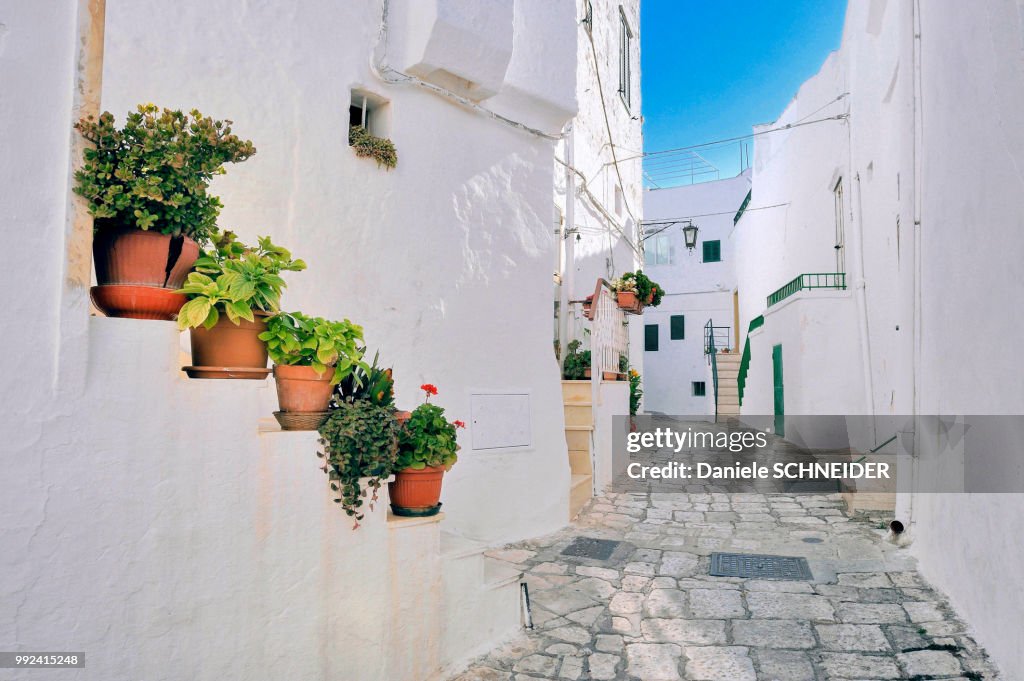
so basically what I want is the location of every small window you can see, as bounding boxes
[644,324,659,352]
[618,8,633,110]
[702,240,721,263]
[644,233,673,266]
[692,381,706,397]
[670,315,685,340]
[349,89,389,140]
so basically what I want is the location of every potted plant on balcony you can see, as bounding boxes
[261,312,366,429]
[389,384,464,517]
[563,339,592,380]
[612,270,664,314]
[317,397,400,529]
[175,231,305,379]
[611,273,642,314]
[74,105,255,319]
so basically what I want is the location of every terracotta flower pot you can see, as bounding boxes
[93,228,200,288]
[645,289,655,305]
[273,365,335,412]
[394,410,412,426]
[616,291,642,314]
[389,466,445,516]
[186,312,270,379]
[90,284,186,321]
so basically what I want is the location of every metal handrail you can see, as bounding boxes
[705,319,719,420]
[766,272,846,307]
[736,315,764,406]
[703,322,732,356]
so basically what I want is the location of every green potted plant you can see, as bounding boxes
[562,339,592,380]
[175,231,305,379]
[333,351,414,424]
[260,312,366,427]
[611,270,664,314]
[389,384,465,517]
[317,399,400,528]
[74,104,255,319]
[628,368,643,415]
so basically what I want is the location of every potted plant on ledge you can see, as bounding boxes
[176,231,305,379]
[317,357,401,528]
[261,312,366,430]
[389,384,464,517]
[74,105,255,319]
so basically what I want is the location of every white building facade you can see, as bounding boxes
[641,172,750,415]
[734,1,1024,676]
[0,1,640,679]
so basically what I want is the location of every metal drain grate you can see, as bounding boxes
[561,537,621,561]
[709,552,813,580]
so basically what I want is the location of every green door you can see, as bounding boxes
[772,344,784,437]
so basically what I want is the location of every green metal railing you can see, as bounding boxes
[733,189,752,224]
[766,272,846,307]
[736,315,763,406]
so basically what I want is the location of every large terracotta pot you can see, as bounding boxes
[273,365,334,412]
[389,466,445,516]
[93,228,200,288]
[89,284,187,321]
[185,312,271,379]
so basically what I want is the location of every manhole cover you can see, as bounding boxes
[561,537,621,561]
[709,552,813,580]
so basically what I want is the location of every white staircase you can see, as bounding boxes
[436,532,523,678]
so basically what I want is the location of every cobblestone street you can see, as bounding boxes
[454,492,999,681]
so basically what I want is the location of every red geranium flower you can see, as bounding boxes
[453,420,466,429]
[420,383,438,396]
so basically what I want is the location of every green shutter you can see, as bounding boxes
[670,315,685,340]
[692,381,706,397]
[702,240,721,263]
[644,324,659,351]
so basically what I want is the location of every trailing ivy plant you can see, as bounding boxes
[74,104,256,244]
[395,384,464,471]
[175,231,306,330]
[318,400,400,528]
[260,312,367,384]
[349,125,397,169]
[562,339,591,380]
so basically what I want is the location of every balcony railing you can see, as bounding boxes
[766,272,846,308]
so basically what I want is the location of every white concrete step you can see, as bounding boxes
[440,533,522,674]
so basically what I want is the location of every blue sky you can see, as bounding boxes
[640,0,847,184]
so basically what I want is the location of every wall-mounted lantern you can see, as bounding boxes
[682,222,699,251]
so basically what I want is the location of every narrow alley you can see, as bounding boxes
[457,475,997,680]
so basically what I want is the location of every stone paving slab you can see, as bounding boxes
[451,489,999,681]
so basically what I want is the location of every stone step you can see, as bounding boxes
[569,474,593,519]
[564,403,594,427]
[561,380,591,402]
[569,448,592,476]
[564,426,592,451]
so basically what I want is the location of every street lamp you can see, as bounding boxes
[682,222,699,251]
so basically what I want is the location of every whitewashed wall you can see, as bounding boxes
[1,1,582,679]
[734,0,1024,676]
[908,1,1024,677]
[554,0,644,374]
[642,174,749,415]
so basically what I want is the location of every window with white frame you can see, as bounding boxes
[644,233,673,266]
[618,7,632,110]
